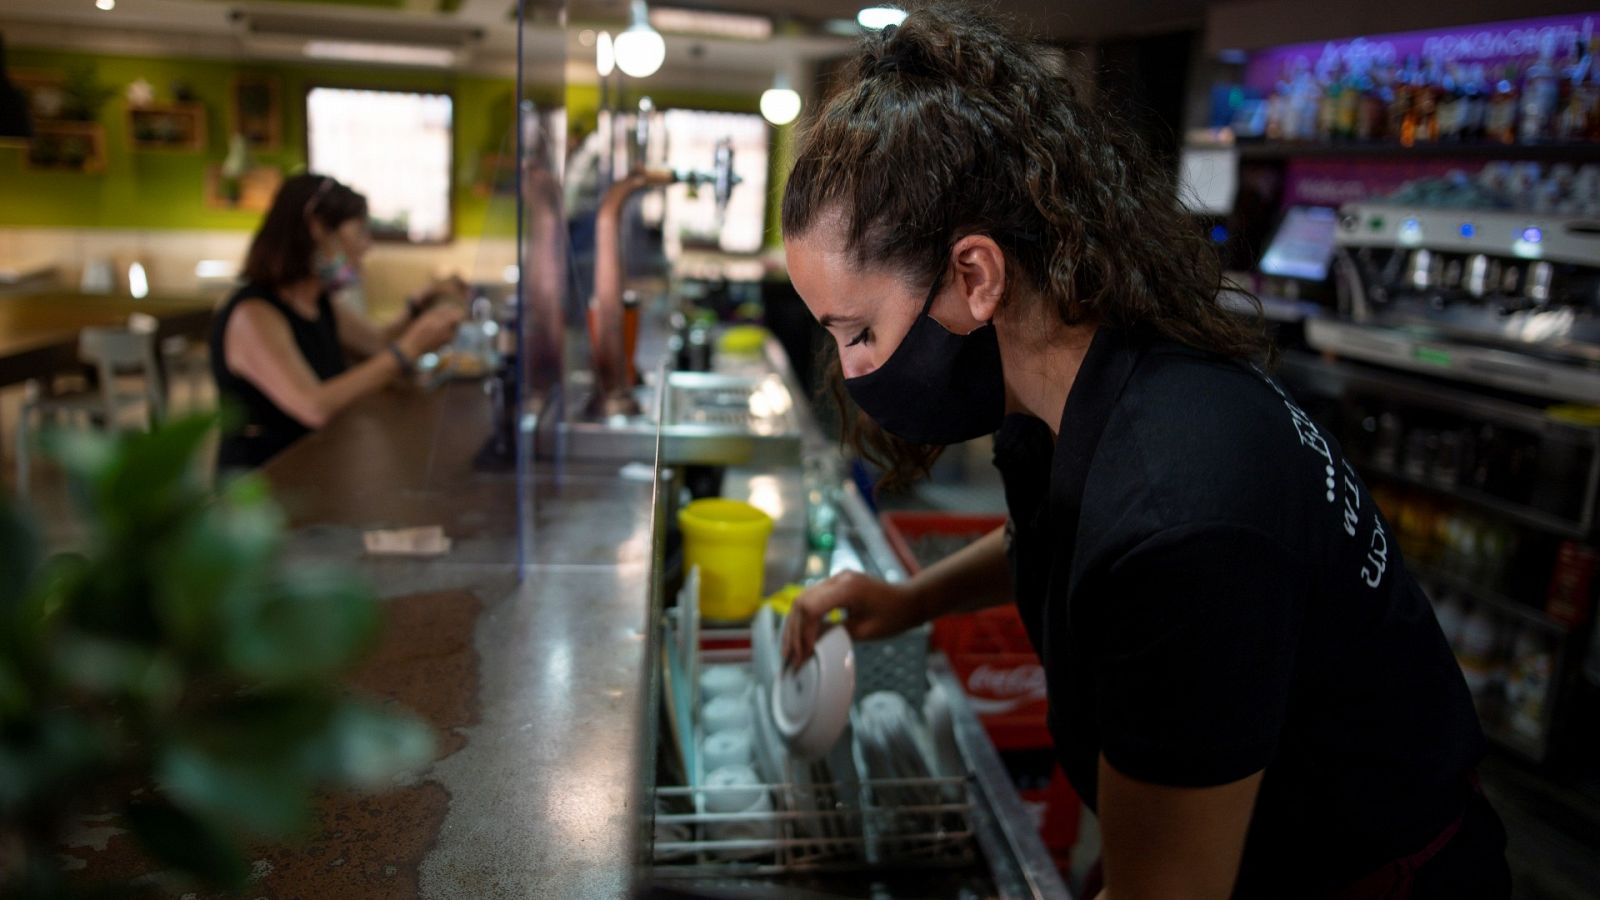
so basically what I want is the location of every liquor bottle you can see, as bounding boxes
[1588,36,1600,141]
[1559,40,1594,141]
[1486,63,1520,143]
[1588,35,1600,142]
[1358,63,1389,141]
[1394,55,1420,146]
[1415,57,1442,143]
[1319,60,1341,142]
[1337,63,1361,140]
[1290,60,1320,141]
[1265,62,1291,141]
[1437,63,1463,141]
[1521,38,1561,143]
[1460,64,1488,142]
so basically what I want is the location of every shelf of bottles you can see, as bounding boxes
[1225,19,1600,156]
[1282,354,1599,762]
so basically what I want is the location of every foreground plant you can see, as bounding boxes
[0,417,434,897]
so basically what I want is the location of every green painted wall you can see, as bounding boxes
[0,47,791,248]
[0,48,546,238]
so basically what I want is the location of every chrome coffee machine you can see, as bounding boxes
[1310,204,1600,403]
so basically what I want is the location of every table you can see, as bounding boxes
[0,292,215,389]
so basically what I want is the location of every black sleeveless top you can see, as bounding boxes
[210,284,347,471]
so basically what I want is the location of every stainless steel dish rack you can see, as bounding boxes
[650,631,1070,897]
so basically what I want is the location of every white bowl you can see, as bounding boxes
[701,764,776,853]
[701,763,766,814]
[771,624,855,760]
[703,694,753,735]
[700,664,750,700]
[702,728,754,772]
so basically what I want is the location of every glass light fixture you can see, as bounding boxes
[759,72,802,126]
[596,30,615,77]
[614,1,666,79]
[856,6,906,30]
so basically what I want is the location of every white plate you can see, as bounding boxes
[750,682,788,786]
[751,603,780,693]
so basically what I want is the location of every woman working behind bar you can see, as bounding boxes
[779,5,1510,899]
[210,174,464,471]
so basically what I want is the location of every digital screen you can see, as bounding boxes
[1259,206,1339,282]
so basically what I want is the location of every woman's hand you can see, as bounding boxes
[408,274,469,317]
[397,304,465,358]
[780,571,927,668]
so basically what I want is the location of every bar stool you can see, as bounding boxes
[15,325,164,502]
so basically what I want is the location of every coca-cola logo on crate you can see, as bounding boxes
[964,663,1047,715]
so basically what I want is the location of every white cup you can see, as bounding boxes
[699,664,750,701]
[702,763,765,814]
[702,764,775,851]
[703,694,753,735]
[702,729,754,773]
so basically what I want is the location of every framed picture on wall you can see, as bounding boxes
[231,75,281,151]
[11,69,68,123]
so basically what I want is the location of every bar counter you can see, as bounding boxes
[249,378,660,898]
[55,334,1067,897]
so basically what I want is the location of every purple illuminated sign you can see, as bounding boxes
[1242,13,1598,93]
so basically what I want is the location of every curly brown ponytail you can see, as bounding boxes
[784,2,1270,487]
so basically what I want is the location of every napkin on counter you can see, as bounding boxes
[363,525,452,556]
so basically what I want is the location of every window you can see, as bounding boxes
[653,109,769,255]
[306,87,453,243]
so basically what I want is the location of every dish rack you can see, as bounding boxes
[654,626,979,879]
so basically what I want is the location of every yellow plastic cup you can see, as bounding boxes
[679,498,774,622]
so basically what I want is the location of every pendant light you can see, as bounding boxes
[614,1,665,79]
[0,34,33,140]
[596,30,615,78]
[760,71,802,126]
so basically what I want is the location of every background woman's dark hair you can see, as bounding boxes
[783,2,1270,487]
[241,173,368,290]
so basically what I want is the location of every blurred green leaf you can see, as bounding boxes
[180,690,338,764]
[157,743,310,836]
[304,702,435,789]
[0,710,110,815]
[4,415,432,897]
[50,634,180,710]
[220,567,377,683]
[0,498,41,613]
[154,501,283,653]
[0,659,28,720]
[44,416,214,542]
[123,798,248,889]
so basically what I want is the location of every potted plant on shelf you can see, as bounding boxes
[0,416,435,898]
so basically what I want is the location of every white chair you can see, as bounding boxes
[15,325,164,502]
[128,311,208,414]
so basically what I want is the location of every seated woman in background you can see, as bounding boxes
[211,173,464,471]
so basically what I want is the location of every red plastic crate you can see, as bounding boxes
[1017,763,1083,863]
[879,511,1051,751]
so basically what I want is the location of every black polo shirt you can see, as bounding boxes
[993,327,1489,897]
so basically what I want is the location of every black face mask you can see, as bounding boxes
[843,272,1005,446]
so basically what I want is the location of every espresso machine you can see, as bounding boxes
[1310,203,1600,404]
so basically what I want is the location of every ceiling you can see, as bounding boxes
[0,0,1212,102]
[571,0,1210,41]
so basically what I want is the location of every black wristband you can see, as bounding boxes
[387,342,414,374]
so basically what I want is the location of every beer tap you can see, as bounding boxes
[589,138,741,417]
